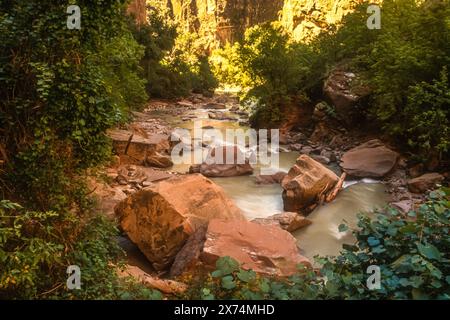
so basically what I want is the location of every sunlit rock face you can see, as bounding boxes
[280,0,366,42]
[166,0,284,45]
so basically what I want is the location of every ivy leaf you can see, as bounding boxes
[367,237,380,247]
[338,224,348,232]
[221,275,236,290]
[237,269,256,283]
[417,243,442,261]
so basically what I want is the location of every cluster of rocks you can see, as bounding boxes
[114,174,311,277]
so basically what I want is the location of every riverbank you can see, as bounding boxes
[91,92,448,292]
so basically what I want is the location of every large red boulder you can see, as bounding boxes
[282,155,339,213]
[341,140,399,178]
[115,174,244,270]
[201,219,311,277]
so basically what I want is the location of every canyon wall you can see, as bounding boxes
[280,0,370,42]
[138,0,374,44]
[166,0,285,44]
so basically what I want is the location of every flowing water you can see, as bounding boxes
[150,105,389,260]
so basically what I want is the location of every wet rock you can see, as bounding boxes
[391,200,413,214]
[255,172,287,185]
[341,139,399,178]
[170,225,208,277]
[115,174,244,270]
[408,163,424,178]
[146,151,173,168]
[252,212,312,232]
[282,155,339,213]
[204,102,226,110]
[290,143,303,152]
[201,219,311,277]
[189,146,254,178]
[407,173,444,193]
[108,129,170,166]
[323,68,371,123]
[208,111,237,121]
[310,154,330,165]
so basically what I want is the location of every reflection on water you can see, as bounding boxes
[294,183,388,263]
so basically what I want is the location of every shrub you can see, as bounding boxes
[0,200,162,300]
[130,8,218,99]
[192,188,450,300]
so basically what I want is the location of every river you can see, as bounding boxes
[149,102,388,261]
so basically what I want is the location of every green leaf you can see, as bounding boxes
[221,275,236,290]
[237,269,256,283]
[417,243,442,261]
[338,224,348,232]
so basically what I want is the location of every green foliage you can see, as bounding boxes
[320,187,450,300]
[0,200,161,299]
[0,1,162,300]
[192,188,450,300]
[315,0,450,156]
[211,23,323,128]
[130,8,217,99]
[0,0,147,210]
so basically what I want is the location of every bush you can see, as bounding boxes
[191,188,450,300]
[130,8,217,99]
[315,0,450,156]
[0,0,147,210]
[0,200,162,300]
[212,23,323,128]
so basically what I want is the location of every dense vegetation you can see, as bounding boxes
[212,0,450,159]
[188,188,450,300]
[0,0,158,299]
[129,6,217,99]
[1,0,448,300]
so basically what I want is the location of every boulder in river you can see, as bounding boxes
[407,173,444,193]
[340,139,399,178]
[252,212,312,232]
[282,155,340,213]
[115,174,244,270]
[255,172,287,185]
[171,218,312,278]
[108,129,171,167]
[189,146,253,177]
[201,219,311,277]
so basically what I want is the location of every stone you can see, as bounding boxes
[310,154,330,165]
[323,68,371,123]
[204,102,226,110]
[146,151,174,168]
[255,172,287,185]
[201,219,311,277]
[189,146,254,177]
[115,174,244,270]
[282,155,339,213]
[170,225,208,277]
[252,212,312,232]
[290,143,303,152]
[341,140,399,178]
[407,173,445,193]
[391,200,413,214]
[408,163,424,178]
[108,129,170,166]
